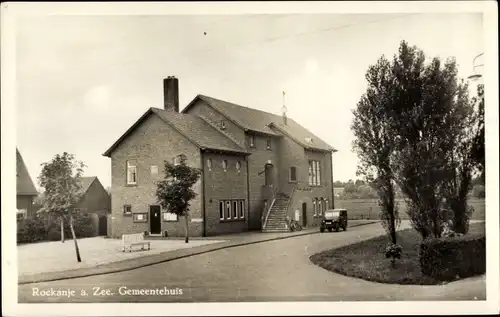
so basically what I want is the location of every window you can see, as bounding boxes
[313,198,317,217]
[226,201,231,219]
[127,160,137,185]
[239,200,245,219]
[219,201,224,220]
[318,199,322,216]
[233,201,238,219]
[133,213,147,222]
[249,135,255,148]
[308,160,321,186]
[173,156,180,166]
[289,166,297,182]
[236,161,241,173]
[163,212,178,222]
[150,165,159,176]
[222,160,228,171]
[207,158,212,171]
[220,120,226,130]
[219,200,245,221]
[123,205,132,216]
[16,209,27,221]
[266,138,272,150]
[325,199,329,210]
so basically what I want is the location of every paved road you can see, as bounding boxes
[18,222,485,303]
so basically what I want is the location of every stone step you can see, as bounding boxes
[267,221,286,225]
[262,228,289,233]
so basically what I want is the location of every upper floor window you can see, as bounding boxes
[308,160,321,186]
[266,138,272,150]
[127,160,137,185]
[220,120,226,130]
[150,165,159,176]
[289,166,297,182]
[249,135,255,148]
[123,205,132,215]
[222,160,228,171]
[236,161,241,173]
[207,158,212,171]
[173,156,180,166]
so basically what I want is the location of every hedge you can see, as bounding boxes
[420,234,486,281]
[17,213,96,244]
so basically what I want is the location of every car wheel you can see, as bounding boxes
[328,228,332,232]
[335,226,340,232]
[320,227,325,233]
[343,226,347,231]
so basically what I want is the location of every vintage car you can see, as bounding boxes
[320,209,348,232]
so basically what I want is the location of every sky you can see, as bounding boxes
[15,12,484,189]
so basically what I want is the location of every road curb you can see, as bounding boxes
[18,221,379,285]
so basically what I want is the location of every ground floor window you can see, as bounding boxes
[163,211,178,222]
[219,199,245,222]
[16,209,27,221]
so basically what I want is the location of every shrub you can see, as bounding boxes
[45,213,95,240]
[71,212,95,238]
[420,234,485,281]
[17,216,47,244]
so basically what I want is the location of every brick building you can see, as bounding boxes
[76,177,111,236]
[16,148,38,219]
[103,77,337,237]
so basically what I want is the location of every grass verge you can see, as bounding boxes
[309,222,485,285]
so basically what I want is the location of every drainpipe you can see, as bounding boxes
[246,154,250,231]
[201,151,206,237]
[330,151,335,209]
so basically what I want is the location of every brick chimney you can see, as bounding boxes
[163,76,179,112]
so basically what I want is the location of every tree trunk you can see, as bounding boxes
[69,214,82,262]
[184,212,189,243]
[60,217,65,243]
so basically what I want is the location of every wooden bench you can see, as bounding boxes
[122,232,151,252]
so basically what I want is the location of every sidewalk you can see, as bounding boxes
[18,220,378,285]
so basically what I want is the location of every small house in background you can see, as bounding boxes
[76,176,111,236]
[16,148,38,219]
[334,187,345,198]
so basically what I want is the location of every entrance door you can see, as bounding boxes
[264,164,273,187]
[302,203,307,227]
[98,215,107,236]
[149,205,162,234]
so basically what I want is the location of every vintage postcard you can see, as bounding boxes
[2,1,499,316]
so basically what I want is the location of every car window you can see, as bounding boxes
[325,211,339,217]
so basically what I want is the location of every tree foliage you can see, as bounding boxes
[156,154,201,243]
[37,152,85,262]
[353,41,483,241]
[352,55,400,245]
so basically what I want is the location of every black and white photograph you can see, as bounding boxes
[2,1,498,316]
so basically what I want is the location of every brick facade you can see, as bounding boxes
[202,152,248,236]
[110,113,203,238]
[106,85,336,237]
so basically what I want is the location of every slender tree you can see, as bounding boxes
[442,83,484,234]
[156,154,201,243]
[388,41,477,239]
[38,152,85,262]
[352,56,400,245]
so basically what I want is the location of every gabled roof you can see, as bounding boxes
[183,94,337,152]
[103,108,248,157]
[16,148,38,196]
[79,176,97,195]
[270,120,337,152]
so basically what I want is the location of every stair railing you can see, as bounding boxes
[262,188,278,230]
[283,188,296,230]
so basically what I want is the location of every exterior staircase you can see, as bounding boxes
[262,193,290,233]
